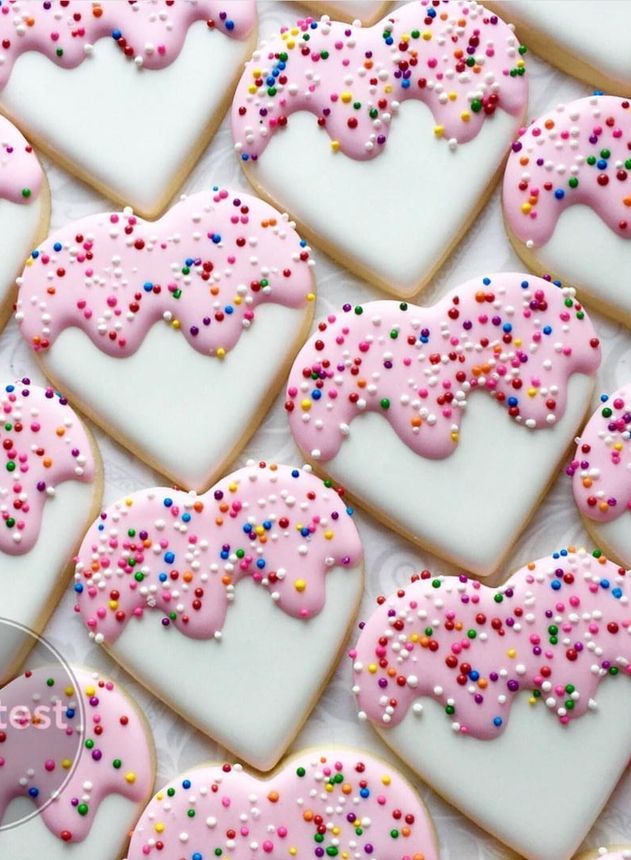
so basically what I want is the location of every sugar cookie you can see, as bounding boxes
[232,0,528,298]
[0,379,102,682]
[0,665,154,860]
[569,383,631,568]
[73,461,364,771]
[125,747,438,860]
[503,95,631,327]
[351,547,631,860]
[285,273,600,576]
[0,1,257,218]
[16,187,315,492]
[488,1,631,96]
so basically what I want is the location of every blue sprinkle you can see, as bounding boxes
[291,469,300,478]
[263,520,272,530]
[312,389,322,400]
[159,572,168,582]
[182,512,191,523]
[243,523,252,533]
[600,393,610,402]
[74,583,84,593]
[469,670,480,681]
[493,716,503,727]
[143,281,153,292]
[597,159,608,170]
[164,551,175,564]
[220,550,229,560]
[401,79,410,89]
[66,708,75,719]
[600,579,610,589]
[182,779,192,789]
[613,587,623,599]
[520,280,529,288]
[554,188,565,199]
[225,19,234,30]
[360,787,370,798]
[507,396,518,407]
[256,559,266,569]
[543,325,552,335]
[551,579,562,591]
[112,29,122,40]
[483,277,491,286]
[164,498,173,507]
[53,242,62,252]
[211,234,221,244]
[300,527,310,537]
[502,323,512,333]
[28,788,39,798]
[241,153,249,161]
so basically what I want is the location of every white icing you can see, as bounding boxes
[529,205,631,323]
[108,567,363,771]
[380,679,631,860]
[0,793,142,860]
[588,514,631,569]
[0,479,97,681]
[249,103,519,297]
[0,23,252,215]
[306,1,388,19]
[0,195,44,314]
[326,374,594,576]
[494,0,631,85]
[41,304,309,492]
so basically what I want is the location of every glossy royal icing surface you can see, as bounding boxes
[126,749,438,860]
[0,379,95,555]
[0,666,152,842]
[0,113,43,204]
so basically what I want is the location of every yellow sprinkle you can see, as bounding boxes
[248,84,257,95]
[460,111,470,122]
[324,530,333,540]
[514,338,522,347]
[108,600,118,610]
[290,849,298,856]
[156,792,164,801]
[252,68,262,77]
[307,292,316,302]
[410,633,419,643]
[294,579,307,592]
[286,39,295,49]
[340,91,352,103]
[434,125,444,138]
[384,84,393,93]
[301,399,312,411]
[401,33,410,42]
[228,482,238,493]
[172,319,180,330]
[331,140,340,152]
[521,202,532,214]
[155,822,165,833]
[255,525,265,536]
[422,30,432,40]
[450,431,459,443]
[62,759,72,770]
[368,663,378,674]
[516,59,525,68]
[381,775,391,785]
[85,686,95,697]
[528,696,537,705]
[64,686,74,697]
[448,91,457,101]
[527,387,537,397]
[614,442,624,451]
[125,497,134,507]
[290,27,299,35]
[25,257,33,267]
[125,772,137,784]
[325,784,333,793]
[507,648,516,658]
[234,296,242,306]
[332,827,341,836]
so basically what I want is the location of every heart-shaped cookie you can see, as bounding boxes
[126,747,438,860]
[299,2,392,25]
[285,273,601,576]
[504,95,631,328]
[0,665,154,860]
[73,462,364,771]
[351,547,631,860]
[0,1,257,218]
[488,1,631,95]
[16,188,315,492]
[0,379,101,682]
[232,0,528,299]
[0,115,49,331]
[569,383,631,568]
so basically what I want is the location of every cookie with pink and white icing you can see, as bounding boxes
[231,0,528,298]
[569,384,631,568]
[488,1,631,95]
[16,187,315,492]
[0,1,257,218]
[285,272,601,576]
[0,114,48,331]
[125,747,437,860]
[351,547,631,860]
[0,379,101,682]
[0,665,154,860]
[503,95,631,327]
[73,461,364,770]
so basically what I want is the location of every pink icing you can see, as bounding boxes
[73,461,363,644]
[503,95,631,247]
[0,378,95,555]
[126,749,438,860]
[0,0,255,87]
[569,383,631,524]
[285,274,601,463]
[0,666,152,842]
[351,548,631,740]
[0,114,42,203]
[16,187,314,358]
[231,0,528,161]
